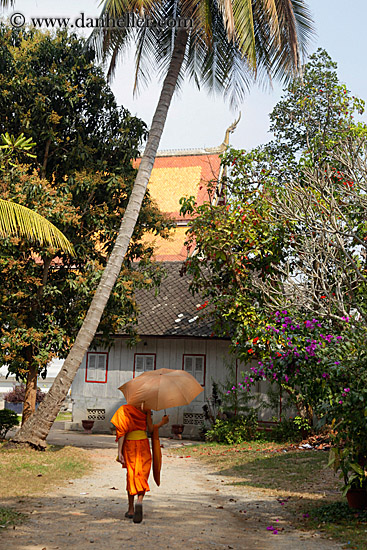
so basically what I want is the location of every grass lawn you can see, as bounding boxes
[174,441,366,550]
[55,411,72,422]
[0,442,92,529]
[0,506,25,529]
[16,411,72,423]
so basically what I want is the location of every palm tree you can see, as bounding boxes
[11,0,313,447]
[0,199,74,253]
[0,133,73,251]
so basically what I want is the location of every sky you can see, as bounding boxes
[1,1,367,153]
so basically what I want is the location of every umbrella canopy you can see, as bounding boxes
[118,368,203,411]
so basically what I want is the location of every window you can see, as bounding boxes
[85,352,108,383]
[134,354,156,377]
[183,355,205,386]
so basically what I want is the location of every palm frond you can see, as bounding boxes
[232,0,256,69]
[0,199,75,255]
[89,1,135,80]
[94,0,314,107]
[217,0,235,41]
[99,0,159,17]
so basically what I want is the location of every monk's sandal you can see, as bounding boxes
[133,503,143,523]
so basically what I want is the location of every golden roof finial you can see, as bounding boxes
[221,112,241,149]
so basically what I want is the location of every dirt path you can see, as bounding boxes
[1,432,343,550]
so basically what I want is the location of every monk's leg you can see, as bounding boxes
[128,492,134,515]
[133,492,144,523]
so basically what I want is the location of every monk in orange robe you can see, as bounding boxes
[111,404,169,523]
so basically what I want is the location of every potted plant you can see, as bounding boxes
[344,466,367,510]
[328,447,367,510]
[81,419,94,433]
[4,384,45,414]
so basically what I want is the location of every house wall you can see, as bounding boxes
[71,337,234,437]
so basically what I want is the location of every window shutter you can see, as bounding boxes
[136,356,144,372]
[184,356,193,374]
[135,355,155,375]
[87,355,96,381]
[86,353,107,383]
[195,357,204,385]
[96,355,106,382]
[145,356,154,371]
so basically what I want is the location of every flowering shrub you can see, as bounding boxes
[322,328,367,494]
[234,310,350,425]
[231,310,367,495]
[4,384,46,404]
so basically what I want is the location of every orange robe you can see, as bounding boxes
[111,405,151,496]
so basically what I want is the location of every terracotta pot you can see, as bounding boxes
[346,488,367,510]
[171,424,184,440]
[81,419,94,433]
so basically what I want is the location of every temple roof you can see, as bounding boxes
[132,262,222,338]
[137,116,240,262]
[136,151,222,261]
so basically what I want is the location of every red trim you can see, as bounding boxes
[133,353,157,378]
[85,352,108,384]
[182,354,206,387]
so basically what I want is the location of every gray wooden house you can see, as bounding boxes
[70,142,242,436]
[70,262,235,437]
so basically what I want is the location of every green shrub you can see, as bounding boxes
[267,416,310,443]
[205,412,258,444]
[0,409,19,439]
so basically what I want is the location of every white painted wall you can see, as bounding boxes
[71,337,233,436]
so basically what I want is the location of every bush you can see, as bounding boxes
[266,416,311,443]
[205,412,258,444]
[4,384,45,403]
[0,409,19,438]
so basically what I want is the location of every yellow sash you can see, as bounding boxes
[125,430,148,441]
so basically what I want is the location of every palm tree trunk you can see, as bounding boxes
[22,360,38,425]
[11,29,188,449]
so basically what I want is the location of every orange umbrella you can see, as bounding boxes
[118,368,203,411]
[151,426,162,486]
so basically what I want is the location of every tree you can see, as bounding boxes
[0,25,145,180]
[179,181,285,339]
[180,51,367,470]
[0,132,73,253]
[12,1,314,448]
[239,50,367,321]
[180,49,367,353]
[0,27,171,427]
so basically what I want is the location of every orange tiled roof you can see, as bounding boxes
[135,153,221,220]
[136,152,221,261]
[141,226,191,262]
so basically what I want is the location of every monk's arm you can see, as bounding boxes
[147,410,169,432]
[154,415,169,430]
[146,410,154,432]
[117,435,125,465]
